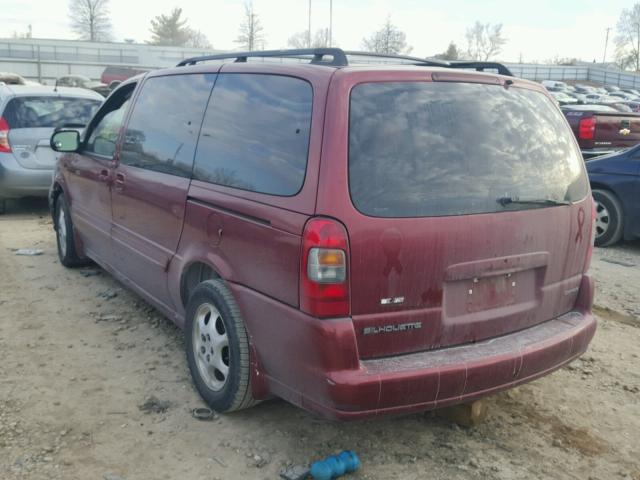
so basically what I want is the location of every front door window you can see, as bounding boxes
[83,85,134,158]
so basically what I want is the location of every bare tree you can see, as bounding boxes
[614,3,640,71]
[288,28,331,49]
[362,17,412,55]
[68,0,113,42]
[465,22,506,61]
[235,2,265,51]
[288,31,309,49]
[186,29,213,49]
[312,28,330,48]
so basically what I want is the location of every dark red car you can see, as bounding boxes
[100,66,150,85]
[49,49,596,420]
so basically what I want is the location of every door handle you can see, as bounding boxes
[114,172,125,191]
[98,169,110,182]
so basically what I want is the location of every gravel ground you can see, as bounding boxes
[0,198,638,480]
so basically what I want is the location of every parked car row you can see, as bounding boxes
[543,79,640,113]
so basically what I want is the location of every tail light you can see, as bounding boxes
[0,117,11,153]
[300,217,350,318]
[578,117,596,140]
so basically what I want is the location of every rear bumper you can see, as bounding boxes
[231,275,596,420]
[0,154,53,198]
[316,310,596,419]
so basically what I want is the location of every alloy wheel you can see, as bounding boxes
[595,200,610,239]
[192,303,230,391]
[57,208,67,257]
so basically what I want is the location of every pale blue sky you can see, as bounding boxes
[1,0,632,62]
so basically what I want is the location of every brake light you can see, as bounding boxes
[578,117,596,140]
[0,117,11,153]
[300,217,350,318]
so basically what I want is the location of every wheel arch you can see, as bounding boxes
[175,256,270,401]
[49,181,65,224]
[590,182,627,220]
[179,260,222,308]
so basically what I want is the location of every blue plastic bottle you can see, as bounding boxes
[310,450,360,480]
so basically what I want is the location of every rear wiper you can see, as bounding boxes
[497,196,571,207]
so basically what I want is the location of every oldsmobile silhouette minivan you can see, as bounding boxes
[50,49,596,419]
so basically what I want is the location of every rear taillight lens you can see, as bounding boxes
[578,117,596,140]
[300,217,350,318]
[0,117,11,153]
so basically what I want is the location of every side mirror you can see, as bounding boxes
[51,130,80,152]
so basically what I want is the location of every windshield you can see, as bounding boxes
[349,81,588,218]
[3,96,101,129]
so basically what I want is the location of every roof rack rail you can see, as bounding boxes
[177,48,348,67]
[340,50,449,67]
[447,61,514,77]
[176,48,514,77]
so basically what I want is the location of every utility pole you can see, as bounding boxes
[308,0,312,48]
[329,0,333,47]
[603,27,610,64]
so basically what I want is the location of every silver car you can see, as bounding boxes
[0,84,103,213]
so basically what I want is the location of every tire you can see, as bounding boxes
[54,195,87,267]
[592,189,624,247]
[185,279,257,413]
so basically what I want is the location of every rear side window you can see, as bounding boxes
[349,82,588,217]
[120,73,216,177]
[3,97,101,129]
[193,74,312,196]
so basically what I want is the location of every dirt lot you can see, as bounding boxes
[1,198,639,480]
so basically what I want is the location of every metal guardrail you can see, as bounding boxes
[505,63,640,89]
[0,42,138,64]
[0,56,158,84]
[0,39,215,84]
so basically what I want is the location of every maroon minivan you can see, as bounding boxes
[49,49,596,420]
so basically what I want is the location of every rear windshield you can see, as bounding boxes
[349,82,588,217]
[3,96,101,129]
